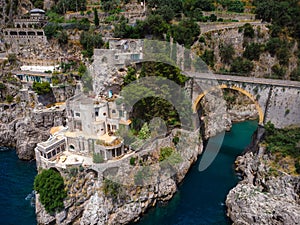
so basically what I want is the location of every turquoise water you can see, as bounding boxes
[0,148,37,225]
[135,120,258,225]
[0,120,257,225]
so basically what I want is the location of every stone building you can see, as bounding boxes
[3,8,47,46]
[92,38,144,94]
[35,93,131,169]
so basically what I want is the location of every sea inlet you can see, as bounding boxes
[0,120,257,225]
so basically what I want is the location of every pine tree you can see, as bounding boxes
[94,8,99,27]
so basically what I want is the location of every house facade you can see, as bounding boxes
[35,94,131,169]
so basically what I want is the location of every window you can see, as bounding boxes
[69,145,75,151]
[131,54,140,61]
[112,109,116,114]
[115,55,119,60]
[103,112,106,116]
[75,112,80,117]
[95,109,99,117]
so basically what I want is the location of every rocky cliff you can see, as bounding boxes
[36,129,203,225]
[226,147,300,225]
[0,102,66,159]
[0,80,75,160]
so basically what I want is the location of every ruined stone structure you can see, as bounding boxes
[3,8,47,47]
[35,93,131,169]
[92,38,143,94]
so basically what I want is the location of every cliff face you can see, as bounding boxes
[226,148,300,224]
[36,129,203,225]
[0,103,66,159]
[0,81,75,160]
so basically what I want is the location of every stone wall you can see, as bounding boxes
[192,77,300,129]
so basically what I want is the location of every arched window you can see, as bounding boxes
[69,145,75,151]
[19,31,26,36]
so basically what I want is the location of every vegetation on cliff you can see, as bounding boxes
[32,81,52,95]
[34,169,67,213]
[121,62,191,130]
[263,122,300,174]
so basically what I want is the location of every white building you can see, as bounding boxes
[35,94,131,169]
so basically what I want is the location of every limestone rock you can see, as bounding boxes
[226,149,300,225]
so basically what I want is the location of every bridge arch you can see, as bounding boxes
[193,84,264,125]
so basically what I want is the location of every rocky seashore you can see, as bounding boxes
[226,147,300,224]
[36,130,203,225]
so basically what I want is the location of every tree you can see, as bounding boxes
[78,63,87,76]
[123,67,137,85]
[209,14,217,22]
[271,64,286,79]
[227,0,245,13]
[57,30,68,45]
[201,50,215,67]
[34,169,67,214]
[101,0,120,13]
[230,57,254,74]
[32,81,51,95]
[243,43,262,61]
[171,19,200,48]
[80,31,104,57]
[51,0,87,14]
[148,0,183,21]
[243,23,255,38]
[143,14,169,39]
[220,43,235,64]
[8,53,17,65]
[290,65,300,81]
[44,23,61,39]
[32,0,44,9]
[94,8,99,26]
[138,123,151,140]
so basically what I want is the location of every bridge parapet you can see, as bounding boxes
[190,73,300,128]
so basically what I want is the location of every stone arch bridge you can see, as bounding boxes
[186,73,300,128]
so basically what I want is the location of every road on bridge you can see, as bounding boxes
[188,72,300,88]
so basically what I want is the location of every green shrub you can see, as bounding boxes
[159,147,174,162]
[52,76,60,86]
[32,81,51,95]
[220,43,235,64]
[227,0,245,13]
[172,136,180,145]
[230,57,254,74]
[201,49,215,67]
[0,82,6,90]
[138,123,151,140]
[243,23,255,38]
[263,122,300,174]
[130,157,136,166]
[290,66,300,81]
[102,179,121,199]
[243,43,263,61]
[34,169,67,214]
[271,64,286,79]
[6,95,14,103]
